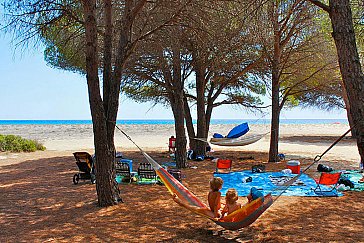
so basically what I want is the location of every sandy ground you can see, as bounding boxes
[1,124,363,242]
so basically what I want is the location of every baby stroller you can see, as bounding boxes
[73,152,96,184]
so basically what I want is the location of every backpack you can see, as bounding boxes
[317,164,333,172]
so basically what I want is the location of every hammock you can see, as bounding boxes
[140,151,273,230]
[209,133,268,147]
[116,126,273,230]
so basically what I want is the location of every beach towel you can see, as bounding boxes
[337,170,364,191]
[214,170,343,197]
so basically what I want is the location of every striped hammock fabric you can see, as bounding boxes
[141,151,273,230]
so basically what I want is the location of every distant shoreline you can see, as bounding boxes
[0,118,349,125]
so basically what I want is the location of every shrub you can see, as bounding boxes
[33,140,46,151]
[0,134,46,152]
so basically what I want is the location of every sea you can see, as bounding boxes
[0,119,348,125]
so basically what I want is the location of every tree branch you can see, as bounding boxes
[306,0,330,12]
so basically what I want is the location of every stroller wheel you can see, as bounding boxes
[91,175,96,184]
[73,174,79,184]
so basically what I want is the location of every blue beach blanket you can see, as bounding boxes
[214,170,343,197]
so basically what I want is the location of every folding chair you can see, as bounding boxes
[313,172,341,197]
[137,162,158,184]
[115,161,132,183]
[215,159,232,173]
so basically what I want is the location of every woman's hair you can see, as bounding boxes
[225,188,238,204]
[210,177,223,191]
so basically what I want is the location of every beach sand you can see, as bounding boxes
[0,123,360,164]
[1,123,363,242]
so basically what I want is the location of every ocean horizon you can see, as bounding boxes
[0,119,348,125]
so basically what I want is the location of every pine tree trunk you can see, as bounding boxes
[184,96,196,150]
[269,77,280,162]
[205,101,213,136]
[195,58,207,157]
[341,87,357,138]
[171,93,187,168]
[82,0,116,206]
[169,45,187,168]
[329,0,364,163]
[268,4,281,163]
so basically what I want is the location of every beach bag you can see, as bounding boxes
[115,151,123,159]
[195,155,205,161]
[250,187,264,201]
[278,153,285,161]
[206,145,211,152]
[168,169,182,182]
[242,176,252,183]
[317,164,333,172]
[187,150,195,160]
[338,178,354,188]
[252,164,265,173]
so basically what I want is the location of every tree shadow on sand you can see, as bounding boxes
[1,152,363,242]
[281,135,356,145]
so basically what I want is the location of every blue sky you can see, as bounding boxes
[0,34,347,120]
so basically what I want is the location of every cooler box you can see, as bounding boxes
[287,160,300,174]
